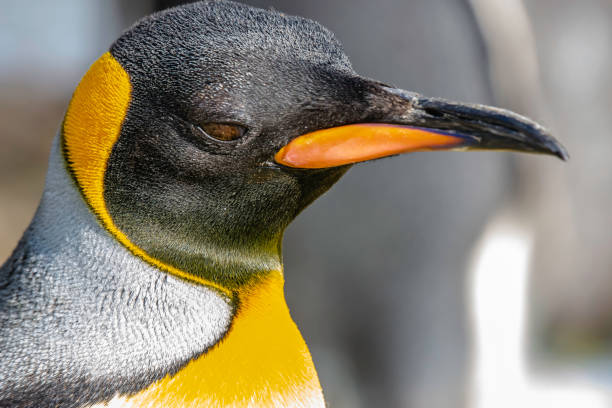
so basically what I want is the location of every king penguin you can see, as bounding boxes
[0,1,567,407]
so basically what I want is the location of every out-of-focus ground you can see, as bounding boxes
[2,1,612,407]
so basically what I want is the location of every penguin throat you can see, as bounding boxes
[136,230,285,289]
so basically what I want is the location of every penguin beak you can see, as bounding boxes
[275,87,568,169]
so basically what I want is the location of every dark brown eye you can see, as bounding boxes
[199,123,246,141]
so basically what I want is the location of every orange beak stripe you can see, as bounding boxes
[275,123,466,169]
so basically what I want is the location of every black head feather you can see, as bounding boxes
[105,0,378,287]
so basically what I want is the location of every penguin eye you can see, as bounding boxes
[198,123,246,142]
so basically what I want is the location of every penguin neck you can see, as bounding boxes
[120,270,326,408]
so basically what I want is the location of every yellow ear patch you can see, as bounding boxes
[63,52,131,223]
[62,52,230,296]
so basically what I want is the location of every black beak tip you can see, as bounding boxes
[542,135,569,161]
[554,145,570,161]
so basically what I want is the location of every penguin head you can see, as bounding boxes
[62,1,566,288]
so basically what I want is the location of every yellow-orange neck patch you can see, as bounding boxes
[61,52,230,296]
[122,271,325,408]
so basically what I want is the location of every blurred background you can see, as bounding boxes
[1,0,611,407]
